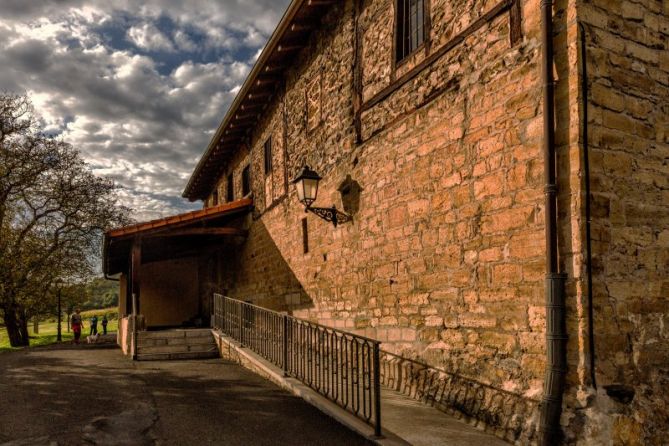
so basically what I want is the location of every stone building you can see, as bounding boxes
[105,0,668,444]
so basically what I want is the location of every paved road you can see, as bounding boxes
[0,347,373,446]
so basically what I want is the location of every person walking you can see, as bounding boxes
[90,315,98,336]
[71,309,84,344]
[101,315,108,335]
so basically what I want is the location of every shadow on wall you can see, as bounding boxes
[203,215,313,314]
[338,175,363,216]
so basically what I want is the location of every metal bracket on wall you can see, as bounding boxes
[306,205,352,228]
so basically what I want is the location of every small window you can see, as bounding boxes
[226,173,234,202]
[264,137,272,175]
[212,189,219,206]
[242,165,251,196]
[396,0,425,63]
[302,218,309,254]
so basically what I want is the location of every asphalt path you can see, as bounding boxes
[0,347,373,445]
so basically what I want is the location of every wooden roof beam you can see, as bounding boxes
[148,227,248,238]
[254,78,281,88]
[228,122,252,129]
[248,90,273,100]
[224,127,246,135]
[290,22,313,33]
[234,112,259,120]
[278,43,305,53]
[264,64,287,73]
[240,101,265,110]
[307,0,337,6]
[231,116,258,125]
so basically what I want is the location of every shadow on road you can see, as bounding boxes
[0,348,373,445]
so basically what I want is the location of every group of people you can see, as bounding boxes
[69,309,109,344]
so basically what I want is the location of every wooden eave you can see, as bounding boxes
[106,198,252,239]
[182,0,336,201]
[103,198,253,275]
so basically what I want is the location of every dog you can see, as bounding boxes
[86,333,100,344]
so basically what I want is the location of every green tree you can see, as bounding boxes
[82,277,119,310]
[0,93,130,346]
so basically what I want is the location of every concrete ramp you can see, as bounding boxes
[211,329,510,445]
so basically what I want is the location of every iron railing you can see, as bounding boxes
[212,294,382,436]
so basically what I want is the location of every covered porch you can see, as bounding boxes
[103,198,252,356]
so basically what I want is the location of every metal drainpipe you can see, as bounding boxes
[579,22,597,391]
[539,0,568,444]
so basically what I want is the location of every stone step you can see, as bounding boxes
[134,329,219,361]
[137,343,218,355]
[137,329,213,340]
[138,336,214,347]
[136,351,219,361]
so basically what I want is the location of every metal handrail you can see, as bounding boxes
[213,294,382,437]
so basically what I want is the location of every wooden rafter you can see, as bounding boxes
[290,22,312,33]
[307,0,337,6]
[278,43,304,52]
[148,227,248,238]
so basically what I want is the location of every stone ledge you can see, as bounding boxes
[210,329,409,446]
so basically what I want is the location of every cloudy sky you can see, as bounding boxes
[0,0,291,220]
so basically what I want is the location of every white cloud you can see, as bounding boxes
[0,0,292,221]
[127,23,175,52]
[173,29,196,52]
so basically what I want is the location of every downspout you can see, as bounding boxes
[578,22,597,390]
[539,1,567,445]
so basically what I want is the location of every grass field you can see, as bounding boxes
[0,308,118,352]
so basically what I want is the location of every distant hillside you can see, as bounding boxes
[81,278,119,310]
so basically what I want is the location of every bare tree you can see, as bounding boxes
[0,93,130,346]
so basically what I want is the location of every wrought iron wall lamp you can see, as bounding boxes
[292,165,352,227]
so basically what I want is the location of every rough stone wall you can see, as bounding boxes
[203,1,554,442]
[198,0,669,443]
[217,213,309,311]
[562,1,669,444]
[214,145,252,204]
[247,97,288,212]
[360,1,393,101]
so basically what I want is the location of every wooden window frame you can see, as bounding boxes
[393,0,430,67]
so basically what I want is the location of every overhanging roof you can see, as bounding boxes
[103,198,253,275]
[182,0,337,201]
